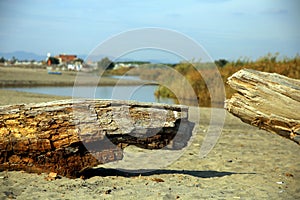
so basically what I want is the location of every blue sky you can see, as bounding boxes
[0,0,299,61]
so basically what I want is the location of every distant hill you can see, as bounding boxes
[0,51,47,61]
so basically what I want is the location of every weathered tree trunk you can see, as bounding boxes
[0,99,193,178]
[225,69,300,144]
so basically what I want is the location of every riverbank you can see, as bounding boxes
[0,66,148,87]
[0,89,68,106]
[0,90,299,199]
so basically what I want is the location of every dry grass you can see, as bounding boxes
[131,54,300,107]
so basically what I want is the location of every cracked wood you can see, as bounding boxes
[0,99,194,177]
[225,69,300,144]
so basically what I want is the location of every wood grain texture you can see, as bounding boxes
[225,69,300,144]
[0,99,193,177]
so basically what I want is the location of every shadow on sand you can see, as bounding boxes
[80,168,255,179]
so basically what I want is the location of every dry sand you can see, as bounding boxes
[0,102,299,199]
[0,67,299,199]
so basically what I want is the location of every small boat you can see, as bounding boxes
[48,71,62,75]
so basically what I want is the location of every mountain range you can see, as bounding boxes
[0,51,46,61]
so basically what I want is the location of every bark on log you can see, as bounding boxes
[225,69,300,144]
[0,99,194,177]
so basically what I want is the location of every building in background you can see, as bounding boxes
[46,53,83,71]
[56,54,77,63]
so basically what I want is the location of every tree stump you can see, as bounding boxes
[0,99,194,177]
[225,69,300,144]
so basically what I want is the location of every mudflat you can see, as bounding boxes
[0,89,68,105]
[0,66,146,87]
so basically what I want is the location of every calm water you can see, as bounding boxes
[7,85,175,104]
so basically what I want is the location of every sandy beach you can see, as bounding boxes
[0,67,299,199]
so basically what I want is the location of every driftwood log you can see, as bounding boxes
[0,99,194,177]
[225,69,300,144]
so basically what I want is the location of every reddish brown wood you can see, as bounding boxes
[0,99,193,177]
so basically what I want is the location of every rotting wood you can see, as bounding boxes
[0,99,194,178]
[225,69,300,144]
